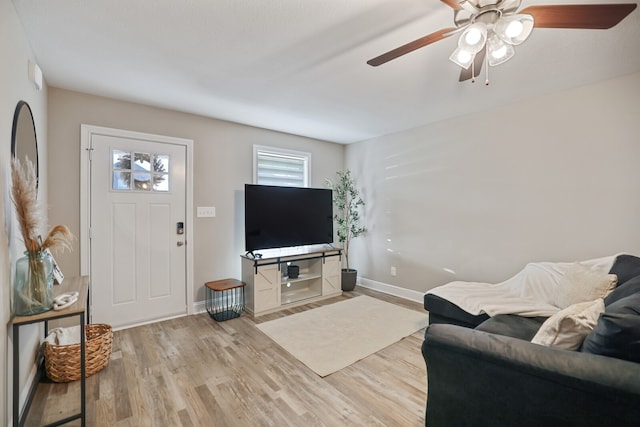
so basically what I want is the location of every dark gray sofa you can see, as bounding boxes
[421,254,640,427]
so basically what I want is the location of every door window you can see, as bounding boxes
[111,150,170,192]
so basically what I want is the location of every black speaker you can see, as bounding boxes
[287,265,299,279]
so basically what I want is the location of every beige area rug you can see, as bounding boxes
[257,295,429,377]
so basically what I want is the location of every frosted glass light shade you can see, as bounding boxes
[495,14,534,45]
[449,47,475,69]
[459,23,487,54]
[487,35,515,66]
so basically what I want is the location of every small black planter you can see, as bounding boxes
[341,269,357,291]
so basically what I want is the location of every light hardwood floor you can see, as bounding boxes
[25,287,428,426]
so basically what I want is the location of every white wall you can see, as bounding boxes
[346,72,640,294]
[1,1,50,424]
[47,88,345,308]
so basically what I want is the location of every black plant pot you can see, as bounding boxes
[341,269,357,291]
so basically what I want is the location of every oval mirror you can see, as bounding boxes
[11,100,39,188]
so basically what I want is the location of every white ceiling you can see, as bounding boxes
[12,0,640,144]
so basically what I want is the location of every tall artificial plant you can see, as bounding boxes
[326,170,366,271]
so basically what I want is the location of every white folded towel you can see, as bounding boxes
[44,325,82,346]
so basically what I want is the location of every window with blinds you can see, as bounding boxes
[253,145,310,187]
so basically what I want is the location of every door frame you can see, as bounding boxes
[80,124,195,320]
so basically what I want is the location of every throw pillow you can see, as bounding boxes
[551,263,617,309]
[604,274,640,306]
[531,299,605,350]
[581,293,640,363]
[608,254,640,287]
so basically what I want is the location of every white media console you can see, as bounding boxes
[241,246,342,316]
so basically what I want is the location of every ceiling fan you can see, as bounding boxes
[367,1,637,83]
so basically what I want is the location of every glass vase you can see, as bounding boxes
[13,250,54,315]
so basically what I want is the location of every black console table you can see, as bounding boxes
[10,276,89,427]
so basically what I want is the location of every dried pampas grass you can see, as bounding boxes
[11,157,74,253]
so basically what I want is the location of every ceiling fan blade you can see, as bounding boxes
[440,0,462,10]
[367,27,455,66]
[521,4,637,29]
[459,46,486,82]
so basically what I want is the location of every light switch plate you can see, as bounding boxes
[197,206,216,218]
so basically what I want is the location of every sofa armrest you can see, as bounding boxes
[422,324,640,427]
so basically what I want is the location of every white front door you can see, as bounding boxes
[87,128,189,328]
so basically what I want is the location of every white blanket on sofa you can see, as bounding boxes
[426,255,618,317]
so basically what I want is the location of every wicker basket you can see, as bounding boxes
[44,323,113,383]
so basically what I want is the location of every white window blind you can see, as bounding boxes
[254,146,310,187]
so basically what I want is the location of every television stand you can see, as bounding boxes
[241,247,342,316]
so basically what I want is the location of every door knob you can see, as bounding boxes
[177,241,185,247]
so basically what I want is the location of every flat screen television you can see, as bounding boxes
[245,184,333,253]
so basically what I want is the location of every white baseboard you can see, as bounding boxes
[23,363,38,409]
[357,277,425,304]
[193,300,207,314]
[10,361,40,426]
[112,313,188,332]
[192,279,425,316]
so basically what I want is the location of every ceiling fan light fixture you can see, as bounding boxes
[495,14,534,45]
[459,23,487,53]
[487,35,515,66]
[449,47,475,69]
[506,20,523,37]
[367,0,636,84]
[492,45,508,59]
[465,27,482,45]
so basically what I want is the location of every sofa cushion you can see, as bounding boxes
[608,254,640,287]
[604,274,640,306]
[581,292,640,363]
[476,315,546,341]
[424,293,489,328]
[551,263,616,309]
[531,299,605,350]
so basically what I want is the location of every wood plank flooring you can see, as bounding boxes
[24,287,428,426]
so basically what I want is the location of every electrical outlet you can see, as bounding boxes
[390,266,397,276]
[197,206,216,218]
